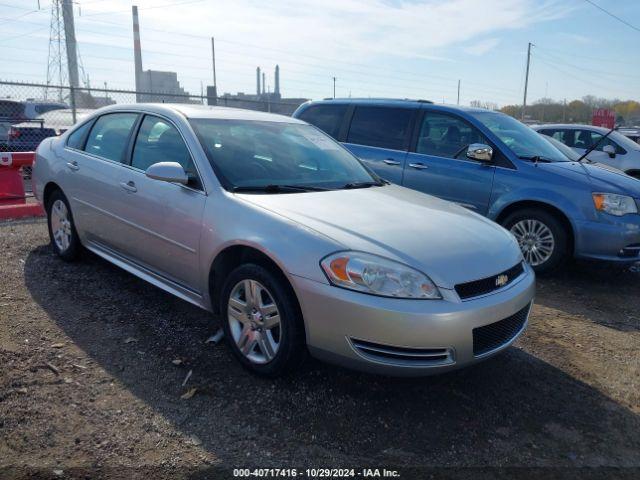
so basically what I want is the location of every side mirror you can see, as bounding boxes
[145,161,188,185]
[466,143,493,162]
[602,144,616,158]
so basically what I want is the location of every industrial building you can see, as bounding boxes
[213,65,309,115]
[132,6,195,103]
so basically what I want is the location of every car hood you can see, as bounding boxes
[237,184,522,289]
[543,161,640,196]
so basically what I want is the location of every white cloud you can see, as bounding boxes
[463,38,501,56]
[69,0,575,101]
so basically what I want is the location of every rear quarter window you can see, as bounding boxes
[297,104,347,139]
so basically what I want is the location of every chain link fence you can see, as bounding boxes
[0,80,309,154]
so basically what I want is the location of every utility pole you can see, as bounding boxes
[521,42,532,121]
[457,79,461,105]
[61,0,79,122]
[333,77,336,99]
[563,98,567,122]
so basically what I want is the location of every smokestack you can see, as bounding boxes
[132,6,143,102]
[274,65,280,96]
[256,67,261,95]
[262,72,266,95]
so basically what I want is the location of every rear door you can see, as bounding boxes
[402,110,495,214]
[62,112,139,248]
[112,114,206,291]
[342,106,415,184]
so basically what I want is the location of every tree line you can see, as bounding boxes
[497,96,640,126]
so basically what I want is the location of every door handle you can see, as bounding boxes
[66,161,79,171]
[408,162,428,170]
[383,159,401,166]
[119,180,137,193]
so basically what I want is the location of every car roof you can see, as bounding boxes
[300,98,492,113]
[94,103,305,124]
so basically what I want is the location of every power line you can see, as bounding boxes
[81,0,208,17]
[583,0,640,33]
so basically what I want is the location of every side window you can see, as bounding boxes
[66,120,93,150]
[84,113,138,162]
[347,106,413,150]
[297,104,347,139]
[572,129,594,150]
[417,112,487,159]
[589,132,626,155]
[131,115,201,189]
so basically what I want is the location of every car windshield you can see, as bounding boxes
[470,112,569,162]
[607,130,640,151]
[190,119,379,191]
[539,134,582,161]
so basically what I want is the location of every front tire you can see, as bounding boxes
[46,189,81,261]
[220,264,305,377]
[502,208,568,274]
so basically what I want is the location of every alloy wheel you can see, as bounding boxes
[510,219,555,266]
[50,199,72,253]
[227,279,281,364]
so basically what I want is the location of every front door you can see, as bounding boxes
[402,111,495,214]
[114,114,206,292]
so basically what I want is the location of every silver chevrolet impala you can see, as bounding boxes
[33,104,535,377]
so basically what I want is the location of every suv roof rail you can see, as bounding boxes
[319,97,434,104]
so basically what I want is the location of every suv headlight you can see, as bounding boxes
[320,252,441,299]
[593,193,638,216]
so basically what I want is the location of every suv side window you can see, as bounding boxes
[131,115,202,189]
[297,104,347,139]
[84,113,138,162]
[346,106,413,150]
[417,112,487,159]
[66,120,93,150]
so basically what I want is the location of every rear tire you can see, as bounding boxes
[46,189,81,261]
[220,263,306,377]
[502,208,568,274]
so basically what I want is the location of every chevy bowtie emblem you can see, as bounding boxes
[495,274,509,287]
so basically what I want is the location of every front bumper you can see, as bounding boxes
[574,214,640,262]
[292,264,536,376]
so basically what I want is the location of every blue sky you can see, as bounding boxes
[0,0,638,106]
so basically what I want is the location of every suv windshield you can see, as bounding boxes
[471,112,568,162]
[190,120,379,191]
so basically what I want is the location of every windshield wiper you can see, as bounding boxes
[341,180,387,189]
[518,155,553,164]
[232,184,329,193]
[575,126,617,163]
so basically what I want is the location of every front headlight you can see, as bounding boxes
[320,251,441,299]
[592,193,638,216]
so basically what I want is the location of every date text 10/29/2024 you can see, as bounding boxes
[233,468,401,478]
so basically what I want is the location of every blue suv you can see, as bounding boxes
[293,99,640,272]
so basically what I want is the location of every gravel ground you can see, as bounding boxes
[1,219,639,479]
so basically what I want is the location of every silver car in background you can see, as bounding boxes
[33,104,535,377]
[533,124,640,178]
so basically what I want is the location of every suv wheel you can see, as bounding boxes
[46,189,81,261]
[503,208,568,274]
[220,264,305,377]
